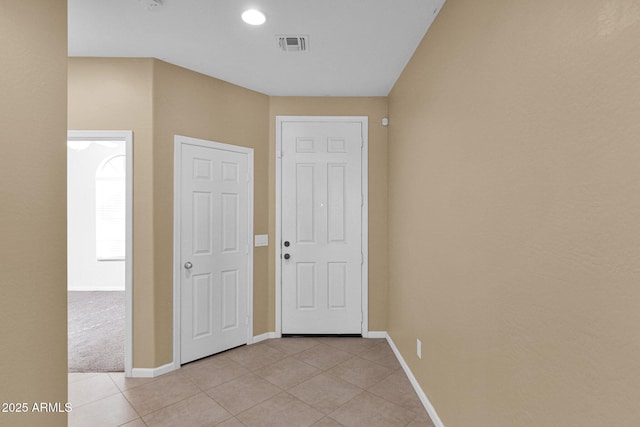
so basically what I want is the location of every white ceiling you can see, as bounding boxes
[68,0,445,96]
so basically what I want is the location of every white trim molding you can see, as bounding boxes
[253,332,282,344]
[366,331,388,339]
[68,130,134,378]
[275,116,369,336]
[131,362,176,379]
[385,333,445,427]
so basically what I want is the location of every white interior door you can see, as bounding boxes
[179,137,252,364]
[281,120,364,334]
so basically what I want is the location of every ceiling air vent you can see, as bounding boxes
[277,35,309,52]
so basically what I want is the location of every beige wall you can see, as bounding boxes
[152,60,270,363]
[68,62,387,366]
[68,58,271,366]
[388,0,640,425]
[269,97,389,331]
[7,1,639,423]
[0,1,68,426]
[68,58,157,367]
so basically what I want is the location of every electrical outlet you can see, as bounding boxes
[417,339,422,359]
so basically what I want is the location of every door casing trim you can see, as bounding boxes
[275,116,369,337]
[172,135,254,370]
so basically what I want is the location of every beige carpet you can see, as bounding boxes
[68,291,124,372]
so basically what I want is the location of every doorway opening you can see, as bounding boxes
[67,130,133,376]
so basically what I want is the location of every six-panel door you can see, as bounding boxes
[281,121,363,334]
[180,142,249,363]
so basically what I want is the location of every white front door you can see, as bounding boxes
[178,136,252,364]
[281,120,364,334]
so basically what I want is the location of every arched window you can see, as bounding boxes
[96,154,126,260]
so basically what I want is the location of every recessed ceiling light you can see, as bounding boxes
[242,9,266,26]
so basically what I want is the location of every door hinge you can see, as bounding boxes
[277,150,282,159]
[361,252,364,265]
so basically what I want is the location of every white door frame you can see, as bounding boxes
[172,135,254,369]
[275,116,369,337]
[67,130,134,377]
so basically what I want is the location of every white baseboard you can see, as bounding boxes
[252,332,281,343]
[366,331,388,339]
[384,333,445,427]
[130,362,176,378]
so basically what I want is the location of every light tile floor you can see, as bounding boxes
[68,337,435,427]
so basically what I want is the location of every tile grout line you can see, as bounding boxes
[103,372,145,421]
[133,372,204,419]
[68,373,123,410]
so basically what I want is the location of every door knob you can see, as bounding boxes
[284,241,290,247]
[283,254,291,260]
[184,261,193,269]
